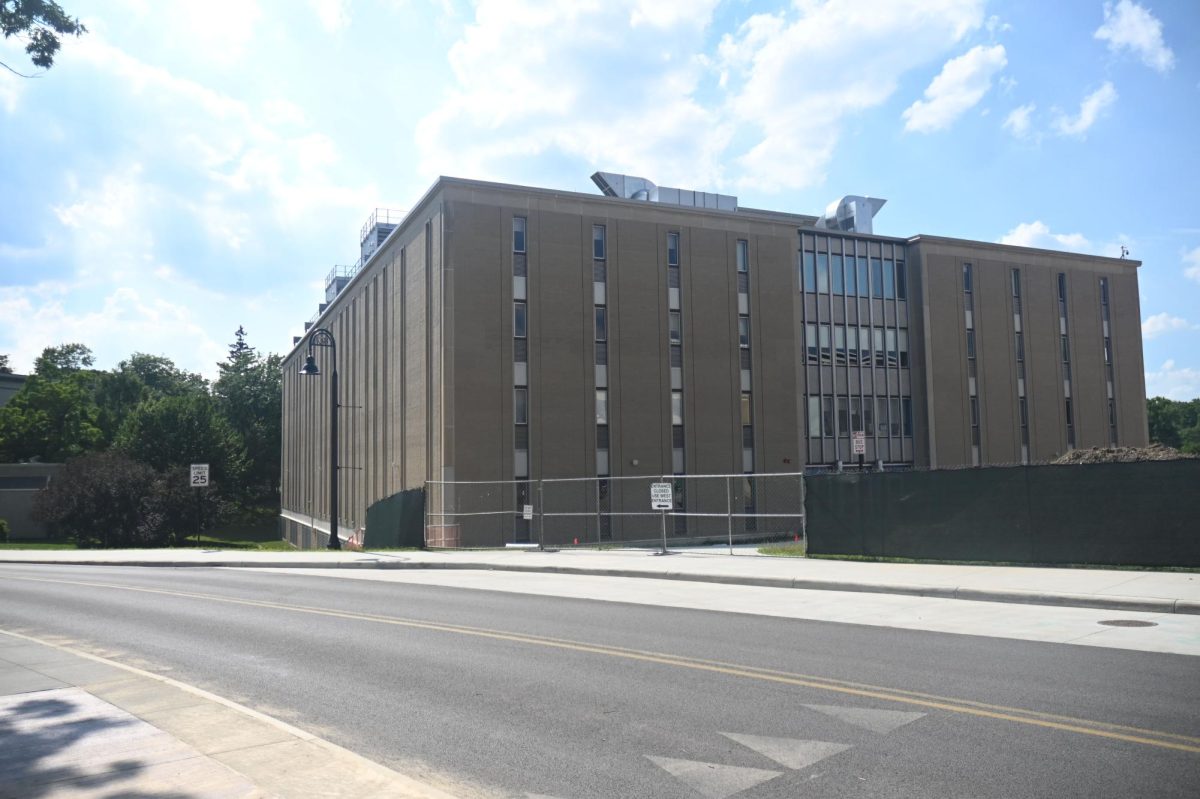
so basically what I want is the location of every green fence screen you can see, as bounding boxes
[363,488,425,549]
[805,461,1200,567]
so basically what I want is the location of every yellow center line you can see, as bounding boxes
[5,573,1198,754]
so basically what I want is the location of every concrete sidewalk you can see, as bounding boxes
[0,630,460,799]
[2,546,1197,615]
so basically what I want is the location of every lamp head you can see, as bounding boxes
[300,354,320,375]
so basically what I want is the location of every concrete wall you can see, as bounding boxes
[0,463,61,539]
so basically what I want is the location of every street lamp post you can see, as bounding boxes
[300,327,341,550]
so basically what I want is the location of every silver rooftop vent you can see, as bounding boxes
[591,172,737,212]
[815,195,887,235]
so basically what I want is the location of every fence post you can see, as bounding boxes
[537,479,545,551]
[800,473,807,552]
[595,478,602,546]
[422,480,429,548]
[726,476,733,555]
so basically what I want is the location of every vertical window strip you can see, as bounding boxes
[668,232,685,482]
[738,239,753,473]
[1099,277,1116,444]
[964,263,979,466]
[513,218,529,495]
[1012,268,1028,463]
[1058,272,1075,450]
[595,237,609,475]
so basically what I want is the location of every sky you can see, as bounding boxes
[0,0,1197,398]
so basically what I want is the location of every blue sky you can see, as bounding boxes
[1,0,1197,398]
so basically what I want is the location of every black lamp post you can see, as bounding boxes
[300,327,341,550]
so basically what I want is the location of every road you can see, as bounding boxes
[1,564,1197,798]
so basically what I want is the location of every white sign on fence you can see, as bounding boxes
[852,431,866,455]
[190,463,210,488]
[650,482,673,510]
[522,504,533,520]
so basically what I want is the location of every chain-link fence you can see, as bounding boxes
[425,472,805,550]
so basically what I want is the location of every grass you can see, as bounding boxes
[757,542,808,557]
[801,552,1200,572]
[0,541,78,550]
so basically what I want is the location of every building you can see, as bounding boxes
[0,372,26,408]
[279,174,1147,548]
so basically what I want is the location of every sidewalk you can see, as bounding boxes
[0,630,460,799]
[2,546,1197,615]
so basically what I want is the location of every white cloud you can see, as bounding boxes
[309,0,351,33]
[1095,0,1174,73]
[1002,103,1035,138]
[1183,246,1200,283]
[1142,313,1198,340]
[1145,360,1200,401]
[902,44,1007,133]
[416,0,988,193]
[1052,82,1117,137]
[1000,221,1093,253]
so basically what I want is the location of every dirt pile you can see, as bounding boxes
[1052,443,1197,464]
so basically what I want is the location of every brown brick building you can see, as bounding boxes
[280,175,1147,546]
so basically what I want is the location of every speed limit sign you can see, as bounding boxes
[190,463,210,488]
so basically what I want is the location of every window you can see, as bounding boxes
[858,325,870,365]
[898,329,909,368]
[808,396,821,438]
[819,324,831,364]
[847,326,859,365]
[513,217,526,253]
[668,232,679,267]
[739,317,750,348]
[1061,335,1070,364]
[871,258,883,298]
[1058,273,1067,304]
[883,260,895,299]
[890,397,901,436]
[1015,332,1024,362]
[670,311,682,344]
[736,240,748,273]
[671,391,683,425]
[845,257,858,296]
[963,263,973,293]
[873,327,884,367]
[817,253,829,293]
[1065,398,1074,427]
[802,251,815,292]
[741,394,752,426]
[1019,397,1028,427]
[822,397,835,439]
[1100,277,1110,306]
[966,330,976,359]
[857,257,869,298]
[832,255,844,294]
[593,225,606,260]
[886,328,897,367]
[863,400,875,436]
[514,388,528,424]
[850,397,863,433]
[595,307,607,342]
[596,389,608,425]
[896,261,907,300]
[834,325,847,365]
[1011,268,1021,298]
[806,323,818,364]
[970,396,980,427]
[514,302,527,338]
[902,397,913,437]
[837,396,849,437]
[877,397,889,437]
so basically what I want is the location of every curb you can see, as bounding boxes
[2,557,1195,615]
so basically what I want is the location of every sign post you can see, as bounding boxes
[852,431,866,471]
[190,464,209,546]
[650,481,673,555]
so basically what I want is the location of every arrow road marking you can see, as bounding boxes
[720,732,851,771]
[646,756,782,799]
[804,704,926,734]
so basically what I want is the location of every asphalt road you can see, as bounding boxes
[1,564,1197,798]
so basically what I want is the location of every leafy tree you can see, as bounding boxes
[0,354,12,374]
[0,364,103,461]
[33,342,93,376]
[1146,396,1200,455]
[114,393,248,491]
[1,0,86,76]
[93,353,207,445]
[32,451,166,547]
[213,327,282,505]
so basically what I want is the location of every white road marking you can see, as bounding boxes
[803,704,926,734]
[646,755,782,799]
[720,732,852,770]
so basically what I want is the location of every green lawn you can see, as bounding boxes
[757,541,807,557]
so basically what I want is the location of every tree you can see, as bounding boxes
[1,0,86,76]
[1146,396,1200,455]
[114,392,248,491]
[213,327,282,506]
[0,354,12,374]
[34,342,93,376]
[32,451,166,547]
[0,366,103,461]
